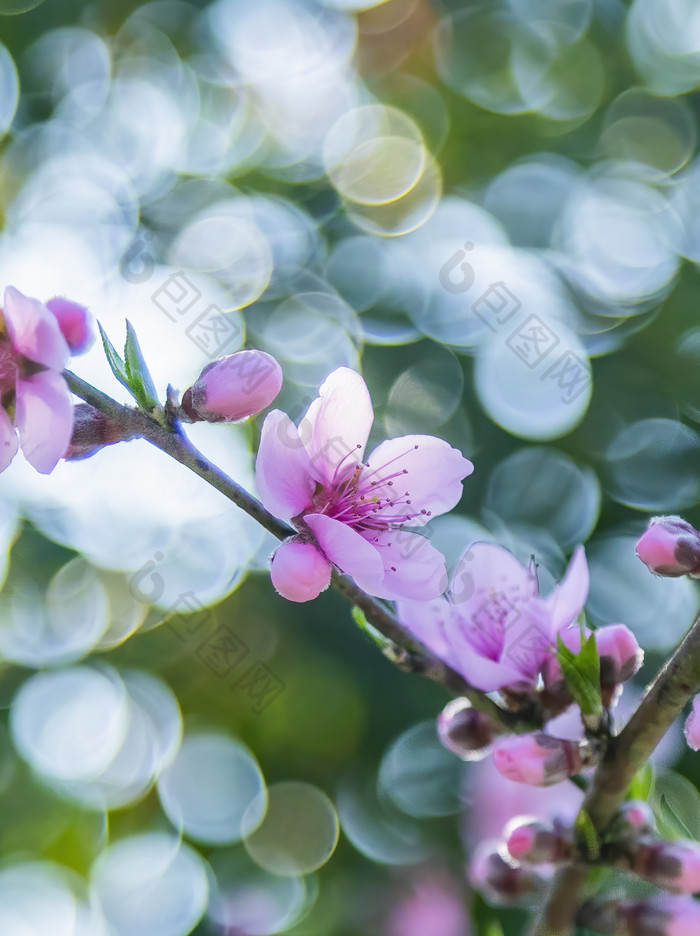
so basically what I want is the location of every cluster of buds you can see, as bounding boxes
[579,896,700,935]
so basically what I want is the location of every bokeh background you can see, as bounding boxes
[1,0,700,933]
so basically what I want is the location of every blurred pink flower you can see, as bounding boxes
[0,286,82,474]
[256,366,473,602]
[396,542,588,691]
[385,875,470,936]
[492,732,585,787]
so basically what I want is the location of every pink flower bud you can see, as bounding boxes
[469,840,546,907]
[636,516,700,578]
[618,800,656,835]
[45,296,95,354]
[503,817,572,864]
[181,350,283,423]
[633,839,700,895]
[493,733,586,787]
[270,537,331,603]
[684,695,700,752]
[437,698,503,761]
[620,896,700,936]
[596,624,644,706]
[63,403,132,460]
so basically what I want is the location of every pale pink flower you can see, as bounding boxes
[0,286,81,474]
[384,875,470,936]
[255,367,473,602]
[396,542,588,691]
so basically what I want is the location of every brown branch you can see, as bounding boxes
[529,609,700,936]
[64,369,531,731]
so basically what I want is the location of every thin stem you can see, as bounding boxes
[64,370,529,730]
[529,609,700,936]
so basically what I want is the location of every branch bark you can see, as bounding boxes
[529,609,700,936]
[64,370,530,731]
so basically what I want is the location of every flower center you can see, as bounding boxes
[314,443,432,537]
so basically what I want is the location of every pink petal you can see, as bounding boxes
[365,529,448,600]
[394,597,455,661]
[303,513,384,592]
[363,435,473,526]
[544,546,589,636]
[302,367,373,486]
[270,538,331,602]
[15,371,73,473]
[45,296,95,355]
[446,626,529,691]
[500,600,559,682]
[448,541,539,618]
[0,406,18,472]
[3,287,70,370]
[255,410,316,519]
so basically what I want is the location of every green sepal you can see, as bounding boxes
[556,631,603,717]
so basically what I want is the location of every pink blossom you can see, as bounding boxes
[181,350,283,423]
[632,840,700,895]
[624,896,700,936]
[0,286,83,474]
[396,542,588,691]
[684,695,700,751]
[503,817,571,864]
[384,875,470,936]
[468,839,548,907]
[636,516,700,577]
[45,296,95,354]
[492,732,586,787]
[255,367,473,602]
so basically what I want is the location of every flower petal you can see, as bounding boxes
[448,541,539,618]
[396,596,459,661]
[0,407,18,472]
[301,367,373,486]
[3,287,70,370]
[255,410,316,519]
[304,513,384,592]
[15,371,73,473]
[364,529,448,600]
[544,546,589,636]
[363,435,473,526]
[270,538,331,602]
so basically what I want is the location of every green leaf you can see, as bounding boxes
[628,763,653,802]
[575,807,600,859]
[124,320,160,411]
[483,921,504,936]
[98,321,130,391]
[650,771,700,841]
[556,632,603,717]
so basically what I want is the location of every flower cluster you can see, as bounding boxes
[0,287,93,474]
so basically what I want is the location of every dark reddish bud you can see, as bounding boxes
[437,698,504,761]
[63,404,133,460]
[469,841,547,907]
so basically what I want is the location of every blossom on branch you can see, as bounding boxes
[396,542,588,691]
[255,366,473,602]
[181,349,283,423]
[0,286,92,474]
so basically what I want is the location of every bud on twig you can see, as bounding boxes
[636,516,700,578]
[437,698,504,761]
[631,838,700,894]
[63,403,134,460]
[503,817,573,864]
[580,895,700,935]
[469,840,548,907]
[180,350,283,423]
[493,732,591,787]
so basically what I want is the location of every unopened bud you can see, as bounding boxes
[63,404,132,460]
[684,695,700,752]
[618,800,656,836]
[46,296,95,354]
[619,896,700,936]
[181,350,283,423]
[596,624,644,707]
[469,840,547,907]
[632,838,700,895]
[493,733,588,787]
[503,817,573,864]
[437,698,503,761]
[636,516,700,578]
